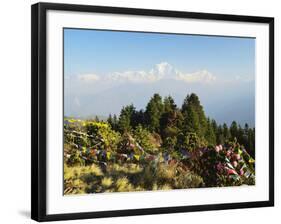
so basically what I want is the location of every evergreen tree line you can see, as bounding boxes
[106,93,255,157]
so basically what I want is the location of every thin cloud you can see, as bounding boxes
[106,62,217,84]
[78,73,100,82]
[74,62,217,84]
[108,70,160,83]
[234,75,254,83]
[175,69,217,83]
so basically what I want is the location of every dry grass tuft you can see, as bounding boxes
[101,177,113,188]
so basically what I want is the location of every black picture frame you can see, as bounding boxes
[31,2,274,222]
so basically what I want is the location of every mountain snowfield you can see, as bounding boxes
[65,62,255,126]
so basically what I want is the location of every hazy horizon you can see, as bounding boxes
[64,29,255,126]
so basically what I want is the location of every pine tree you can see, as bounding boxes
[205,118,216,145]
[118,104,135,132]
[107,114,113,127]
[216,125,225,144]
[239,123,249,150]
[223,123,230,141]
[211,119,218,144]
[95,115,100,122]
[181,93,207,137]
[131,109,146,129]
[163,95,177,113]
[113,114,118,122]
[230,121,238,141]
[145,93,164,132]
[111,114,118,130]
[244,123,249,133]
[160,96,179,137]
[183,105,200,134]
[247,127,255,158]
[193,95,207,137]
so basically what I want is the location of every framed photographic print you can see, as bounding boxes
[31,2,274,222]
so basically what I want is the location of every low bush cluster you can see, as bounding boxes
[64,93,255,195]
[64,119,255,195]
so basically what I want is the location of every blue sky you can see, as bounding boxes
[64,28,255,125]
[64,28,255,79]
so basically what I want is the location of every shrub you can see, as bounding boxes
[85,121,121,151]
[177,132,203,152]
[175,172,204,188]
[157,163,177,182]
[189,142,255,187]
[101,177,113,188]
[115,177,134,192]
[133,125,160,154]
[63,115,256,194]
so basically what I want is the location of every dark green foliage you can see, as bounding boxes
[131,109,146,129]
[177,132,202,152]
[145,93,164,132]
[163,95,177,112]
[181,93,207,138]
[223,123,231,141]
[133,125,157,154]
[64,92,256,194]
[159,97,183,140]
[107,113,119,130]
[211,119,218,135]
[230,123,255,158]
[160,110,182,144]
[118,104,136,133]
[247,128,255,158]
[230,121,238,140]
[182,105,200,134]
[163,136,177,151]
[205,118,216,145]
[107,114,114,128]
[215,125,225,145]
[112,93,254,155]
[112,114,118,130]
[159,96,180,143]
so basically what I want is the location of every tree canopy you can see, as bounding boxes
[107,93,255,156]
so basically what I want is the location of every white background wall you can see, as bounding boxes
[0,0,279,223]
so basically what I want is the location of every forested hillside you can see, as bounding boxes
[64,93,255,194]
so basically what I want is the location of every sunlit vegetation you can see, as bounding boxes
[64,93,255,195]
